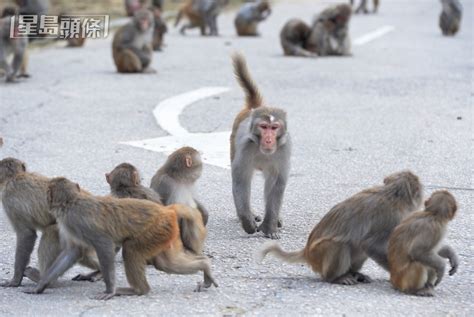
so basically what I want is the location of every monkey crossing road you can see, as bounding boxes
[0,0,472,315]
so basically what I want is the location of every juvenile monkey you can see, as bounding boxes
[260,171,423,284]
[439,0,462,36]
[29,177,217,299]
[388,191,459,296]
[280,4,351,58]
[350,0,379,14]
[0,16,29,82]
[112,9,155,73]
[150,147,209,227]
[0,158,99,288]
[234,0,271,36]
[230,53,291,239]
[107,163,215,289]
[175,0,229,36]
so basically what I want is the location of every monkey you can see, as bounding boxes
[0,158,100,289]
[150,147,209,227]
[259,171,424,284]
[0,15,29,82]
[15,0,48,16]
[106,163,216,290]
[234,0,271,36]
[280,4,352,58]
[124,0,146,17]
[388,190,459,296]
[350,0,379,14]
[112,9,155,73]
[175,0,229,36]
[151,0,164,11]
[151,6,167,51]
[439,0,462,36]
[25,177,216,299]
[230,53,291,239]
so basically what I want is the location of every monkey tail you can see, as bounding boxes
[232,52,263,109]
[257,241,306,264]
[173,205,206,254]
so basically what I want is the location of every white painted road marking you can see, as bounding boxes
[122,87,233,169]
[353,25,395,46]
[122,27,395,169]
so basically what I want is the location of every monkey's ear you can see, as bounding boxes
[105,173,111,184]
[132,170,140,186]
[278,133,289,146]
[185,155,193,168]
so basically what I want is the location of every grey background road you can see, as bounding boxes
[0,0,473,315]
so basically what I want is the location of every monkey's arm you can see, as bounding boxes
[438,245,459,275]
[195,199,209,226]
[411,250,446,286]
[153,174,174,204]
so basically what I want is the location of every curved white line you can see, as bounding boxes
[354,25,395,46]
[153,87,231,137]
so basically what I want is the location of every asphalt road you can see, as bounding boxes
[0,0,473,316]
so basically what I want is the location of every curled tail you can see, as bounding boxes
[232,53,263,109]
[257,241,306,264]
[173,205,206,254]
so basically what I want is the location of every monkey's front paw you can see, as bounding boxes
[257,224,280,239]
[352,272,372,283]
[449,264,458,276]
[333,274,358,285]
[94,292,115,300]
[194,280,217,292]
[0,279,21,287]
[72,272,103,282]
[23,287,42,294]
[240,217,257,234]
[415,288,434,297]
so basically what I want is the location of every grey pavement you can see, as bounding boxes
[0,0,473,316]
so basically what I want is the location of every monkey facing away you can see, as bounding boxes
[350,0,379,14]
[29,177,216,299]
[230,53,291,239]
[259,171,423,284]
[0,158,99,289]
[150,147,209,227]
[0,16,29,82]
[175,0,229,36]
[388,191,459,296]
[234,0,271,36]
[439,0,462,36]
[112,9,155,73]
[107,163,216,290]
[280,4,352,58]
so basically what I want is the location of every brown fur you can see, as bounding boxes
[260,171,423,284]
[388,191,458,296]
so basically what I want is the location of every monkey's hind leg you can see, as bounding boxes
[115,50,142,73]
[117,240,150,297]
[308,240,354,285]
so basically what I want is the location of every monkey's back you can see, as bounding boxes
[2,172,54,229]
[280,19,312,55]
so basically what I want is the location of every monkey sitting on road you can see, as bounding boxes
[0,158,100,289]
[439,0,462,36]
[230,53,291,239]
[151,147,209,227]
[234,0,271,36]
[112,9,155,73]
[280,3,352,58]
[259,171,423,284]
[388,191,459,297]
[350,0,379,14]
[107,163,215,290]
[175,0,229,36]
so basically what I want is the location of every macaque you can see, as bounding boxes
[112,9,155,73]
[439,0,462,36]
[350,0,379,14]
[124,0,146,17]
[151,0,164,10]
[280,4,352,58]
[175,0,229,36]
[106,163,215,289]
[150,147,209,227]
[151,7,167,51]
[234,0,271,36]
[0,16,29,82]
[260,171,423,284]
[388,191,459,296]
[15,0,48,16]
[230,53,291,239]
[0,158,99,289]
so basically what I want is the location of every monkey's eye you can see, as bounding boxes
[259,123,269,129]
[270,124,280,130]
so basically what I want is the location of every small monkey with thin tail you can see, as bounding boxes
[234,0,271,36]
[230,53,291,239]
[107,163,217,291]
[259,171,423,284]
[388,190,459,296]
